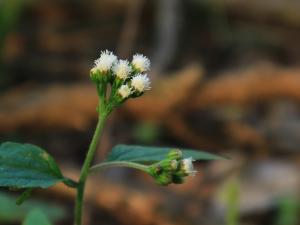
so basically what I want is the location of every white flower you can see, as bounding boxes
[181,157,197,176]
[132,54,150,72]
[94,50,117,72]
[131,74,151,92]
[113,60,132,79]
[118,84,132,99]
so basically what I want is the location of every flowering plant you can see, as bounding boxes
[0,50,222,225]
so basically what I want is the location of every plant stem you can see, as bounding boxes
[90,161,149,173]
[74,110,108,225]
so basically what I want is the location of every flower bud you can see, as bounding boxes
[117,84,132,99]
[167,149,183,160]
[90,67,101,83]
[147,150,198,186]
[155,173,172,186]
[158,159,178,173]
[170,160,178,171]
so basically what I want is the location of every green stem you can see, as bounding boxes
[90,161,149,173]
[74,109,108,225]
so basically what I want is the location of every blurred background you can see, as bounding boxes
[0,0,300,224]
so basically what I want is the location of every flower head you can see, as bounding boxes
[131,74,151,92]
[94,50,117,72]
[113,60,132,80]
[118,84,132,99]
[148,150,198,186]
[181,157,197,176]
[132,54,150,72]
[168,149,183,160]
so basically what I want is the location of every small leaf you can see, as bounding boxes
[16,188,33,205]
[0,142,64,189]
[23,209,52,225]
[105,144,225,164]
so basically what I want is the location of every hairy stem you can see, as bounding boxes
[74,108,108,225]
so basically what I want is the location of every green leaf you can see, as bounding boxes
[0,142,64,188]
[0,191,65,223]
[105,144,225,164]
[23,209,52,225]
[16,188,33,205]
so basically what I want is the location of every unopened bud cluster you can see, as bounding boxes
[148,149,197,186]
[90,50,151,108]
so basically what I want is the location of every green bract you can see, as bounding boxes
[0,142,64,189]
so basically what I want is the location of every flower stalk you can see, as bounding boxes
[74,50,152,225]
[75,108,108,225]
[90,161,149,173]
[74,50,196,224]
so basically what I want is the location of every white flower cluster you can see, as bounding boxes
[148,149,197,186]
[91,50,151,100]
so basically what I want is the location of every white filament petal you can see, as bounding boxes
[131,74,151,92]
[94,50,117,72]
[113,59,132,79]
[118,84,132,99]
[182,157,197,176]
[132,54,150,72]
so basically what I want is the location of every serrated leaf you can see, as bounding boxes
[0,142,64,188]
[23,209,52,225]
[105,144,224,164]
